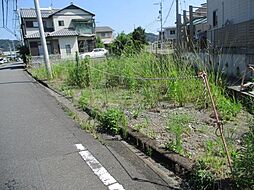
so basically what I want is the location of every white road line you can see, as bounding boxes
[75,144,86,151]
[108,183,125,190]
[75,144,125,190]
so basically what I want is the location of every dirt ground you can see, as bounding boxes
[49,80,252,177]
[126,102,251,161]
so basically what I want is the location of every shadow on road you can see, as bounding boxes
[0,81,36,85]
[104,144,181,190]
[0,62,25,71]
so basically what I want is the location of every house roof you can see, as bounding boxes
[186,17,207,26]
[20,3,94,19]
[50,28,78,37]
[95,26,114,33]
[25,32,51,39]
[25,28,78,39]
[20,8,59,18]
[48,4,95,17]
[163,26,176,30]
[193,17,207,25]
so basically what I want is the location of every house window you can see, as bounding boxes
[58,20,64,26]
[101,33,106,38]
[30,41,38,48]
[26,21,33,27]
[75,22,93,34]
[33,21,39,27]
[170,30,175,35]
[65,44,71,54]
[43,21,47,28]
[213,10,218,27]
[26,21,38,28]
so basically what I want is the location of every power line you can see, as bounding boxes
[144,19,158,30]
[0,0,20,39]
[5,0,8,27]
[163,0,174,26]
[1,0,5,27]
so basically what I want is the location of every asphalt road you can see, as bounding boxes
[0,62,179,190]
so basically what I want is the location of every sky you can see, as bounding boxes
[0,0,206,40]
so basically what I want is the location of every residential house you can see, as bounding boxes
[95,26,114,47]
[193,3,207,18]
[20,3,96,59]
[207,0,254,53]
[162,27,176,42]
[207,0,254,78]
[182,3,208,50]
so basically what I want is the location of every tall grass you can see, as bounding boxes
[30,51,242,120]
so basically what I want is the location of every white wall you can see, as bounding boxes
[164,28,176,40]
[58,36,78,59]
[53,9,93,31]
[207,0,254,29]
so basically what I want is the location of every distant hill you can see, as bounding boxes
[145,33,158,43]
[0,39,20,51]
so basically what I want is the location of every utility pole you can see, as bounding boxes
[34,0,52,78]
[154,1,163,51]
[189,5,194,51]
[176,0,179,47]
[12,40,16,58]
[160,1,163,51]
[9,42,12,59]
[183,10,188,49]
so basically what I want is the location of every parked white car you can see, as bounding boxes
[80,48,108,59]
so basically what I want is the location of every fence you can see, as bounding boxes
[30,54,78,68]
[181,52,254,83]
[148,41,175,55]
[211,19,254,50]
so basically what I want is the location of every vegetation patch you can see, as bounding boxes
[28,35,253,189]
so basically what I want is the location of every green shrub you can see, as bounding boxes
[78,90,90,109]
[31,67,47,79]
[102,108,128,135]
[188,160,216,190]
[233,119,254,190]
[67,58,90,88]
[211,86,241,120]
[166,113,192,155]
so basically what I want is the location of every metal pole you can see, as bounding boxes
[160,1,163,51]
[176,0,179,47]
[200,72,233,174]
[34,0,52,78]
[2,0,5,27]
[183,10,188,49]
[189,5,194,51]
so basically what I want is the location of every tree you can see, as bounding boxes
[131,26,147,52]
[17,45,30,65]
[96,36,104,48]
[109,27,147,56]
[110,32,133,56]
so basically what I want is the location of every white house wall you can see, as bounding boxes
[58,36,78,59]
[53,9,93,31]
[164,28,176,40]
[208,0,254,29]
